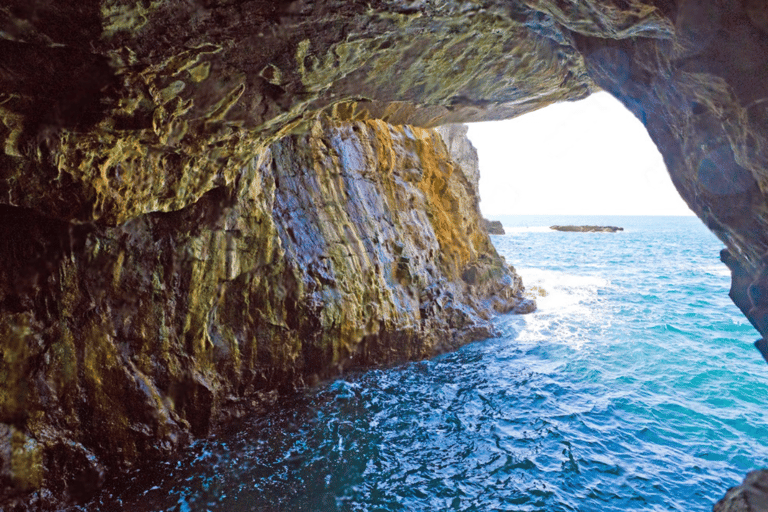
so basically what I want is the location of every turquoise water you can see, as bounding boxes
[91,216,768,511]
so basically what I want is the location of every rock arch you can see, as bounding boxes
[1,0,767,507]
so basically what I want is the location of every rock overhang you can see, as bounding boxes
[2,0,603,225]
[3,0,768,507]
[5,0,764,317]
[3,1,763,230]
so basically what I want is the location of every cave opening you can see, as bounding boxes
[436,91,768,510]
[4,0,768,508]
[467,91,694,219]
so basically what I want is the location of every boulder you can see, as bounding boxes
[484,220,507,235]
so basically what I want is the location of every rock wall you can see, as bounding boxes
[0,116,530,507]
[435,124,481,192]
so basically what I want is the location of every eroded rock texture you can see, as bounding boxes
[436,124,481,192]
[0,116,529,507]
[1,0,768,508]
[714,470,768,512]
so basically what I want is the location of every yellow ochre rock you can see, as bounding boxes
[0,117,532,507]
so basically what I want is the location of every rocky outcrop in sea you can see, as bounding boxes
[0,0,767,508]
[550,225,624,232]
[485,220,507,235]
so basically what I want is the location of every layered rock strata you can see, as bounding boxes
[1,0,768,508]
[0,116,530,508]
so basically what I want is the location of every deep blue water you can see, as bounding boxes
[91,215,768,511]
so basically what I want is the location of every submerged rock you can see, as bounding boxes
[550,225,624,232]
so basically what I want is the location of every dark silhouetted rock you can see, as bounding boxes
[714,470,768,512]
[484,220,506,235]
[550,225,624,232]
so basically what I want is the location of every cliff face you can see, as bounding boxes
[435,124,481,192]
[2,0,768,507]
[0,116,529,507]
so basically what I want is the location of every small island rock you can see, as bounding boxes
[550,225,624,233]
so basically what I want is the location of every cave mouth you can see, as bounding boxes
[428,92,768,510]
[4,0,768,507]
[467,91,694,218]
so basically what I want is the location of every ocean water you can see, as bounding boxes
[90,215,768,511]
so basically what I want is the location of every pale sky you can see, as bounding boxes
[467,92,694,216]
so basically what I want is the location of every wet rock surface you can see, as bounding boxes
[0,117,530,508]
[1,0,768,507]
[714,470,768,512]
[550,225,624,232]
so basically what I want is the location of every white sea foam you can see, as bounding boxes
[519,267,610,309]
[701,264,731,277]
[515,267,612,349]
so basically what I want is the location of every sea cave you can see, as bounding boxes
[1,1,768,510]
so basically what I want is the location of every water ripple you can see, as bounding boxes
[82,217,768,511]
